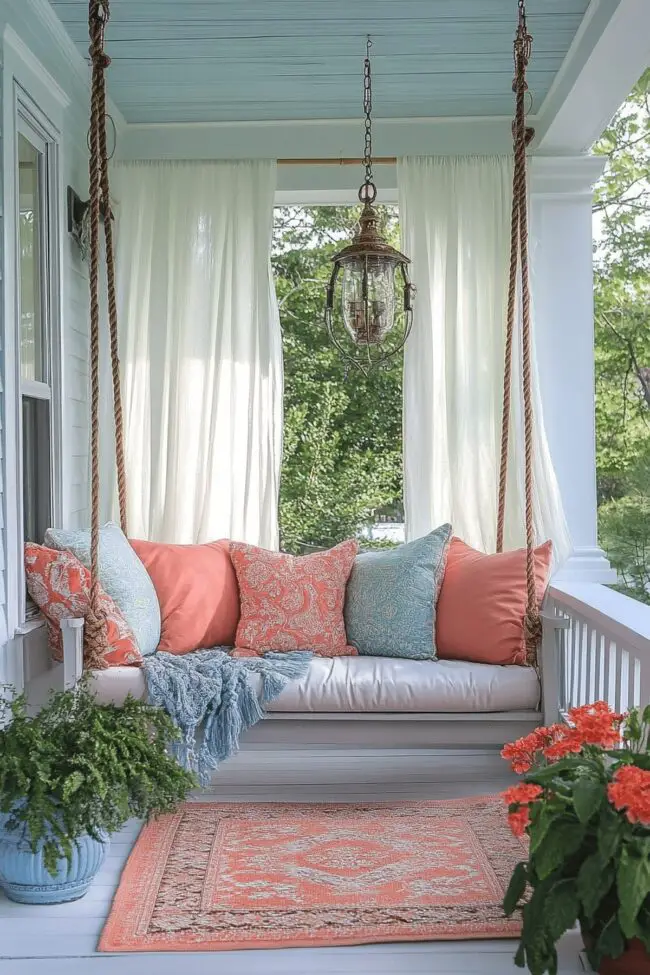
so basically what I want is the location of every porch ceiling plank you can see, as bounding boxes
[48,0,594,126]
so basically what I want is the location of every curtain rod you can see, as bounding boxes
[277,157,397,166]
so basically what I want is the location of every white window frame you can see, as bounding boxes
[4,82,63,632]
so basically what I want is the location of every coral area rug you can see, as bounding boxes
[99,796,524,952]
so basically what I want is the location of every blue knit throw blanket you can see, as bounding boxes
[142,648,313,784]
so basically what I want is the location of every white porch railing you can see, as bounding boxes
[544,582,650,720]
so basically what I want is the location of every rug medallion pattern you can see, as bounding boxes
[99,797,524,952]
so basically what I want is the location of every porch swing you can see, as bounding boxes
[57,0,562,757]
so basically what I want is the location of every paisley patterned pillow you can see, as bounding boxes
[344,525,452,659]
[45,523,161,655]
[25,544,142,668]
[229,539,358,656]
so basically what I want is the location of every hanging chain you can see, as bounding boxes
[362,36,373,188]
[515,0,532,76]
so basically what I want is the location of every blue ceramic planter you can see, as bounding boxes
[0,814,109,904]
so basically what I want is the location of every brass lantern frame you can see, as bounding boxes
[325,198,415,374]
[324,38,415,375]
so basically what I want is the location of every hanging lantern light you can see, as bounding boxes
[325,38,415,374]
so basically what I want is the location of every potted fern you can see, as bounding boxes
[0,682,195,904]
[501,702,650,975]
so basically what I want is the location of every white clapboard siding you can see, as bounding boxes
[0,0,96,682]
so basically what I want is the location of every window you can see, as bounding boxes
[16,113,58,619]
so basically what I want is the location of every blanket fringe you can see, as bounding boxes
[142,649,313,785]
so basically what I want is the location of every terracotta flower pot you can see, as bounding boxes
[597,940,649,975]
[583,931,650,975]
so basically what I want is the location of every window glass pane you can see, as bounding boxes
[22,396,51,544]
[18,133,45,382]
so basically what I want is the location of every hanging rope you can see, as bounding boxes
[496,0,542,667]
[85,0,127,668]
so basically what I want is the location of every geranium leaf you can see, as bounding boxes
[572,779,603,824]
[595,915,625,967]
[618,846,650,938]
[534,821,586,880]
[527,758,587,782]
[504,861,528,916]
[578,853,614,921]
[530,805,559,854]
[545,879,579,941]
[598,806,623,862]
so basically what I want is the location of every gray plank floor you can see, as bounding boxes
[0,776,589,975]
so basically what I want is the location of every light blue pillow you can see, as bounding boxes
[344,524,452,660]
[44,522,161,655]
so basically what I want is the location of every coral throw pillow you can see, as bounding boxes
[24,544,142,668]
[436,537,553,666]
[130,539,240,654]
[229,539,359,656]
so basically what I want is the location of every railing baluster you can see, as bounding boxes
[595,631,605,701]
[564,614,573,710]
[584,624,596,704]
[548,583,650,717]
[575,620,584,706]
[640,650,650,710]
[560,613,569,713]
[613,641,620,709]
[580,620,589,705]
[618,647,630,711]
[630,654,640,709]
[603,636,613,706]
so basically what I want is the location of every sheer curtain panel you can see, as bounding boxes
[106,160,283,547]
[398,156,570,562]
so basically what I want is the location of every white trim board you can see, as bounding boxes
[117,116,519,165]
[537,0,650,151]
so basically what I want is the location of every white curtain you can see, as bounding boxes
[102,160,283,547]
[398,155,570,562]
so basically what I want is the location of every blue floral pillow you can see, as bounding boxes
[44,522,161,655]
[344,524,452,660]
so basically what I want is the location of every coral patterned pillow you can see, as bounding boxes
[229,540,359,656]
[25,544,142,669]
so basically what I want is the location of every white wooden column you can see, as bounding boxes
[530,156,615,583]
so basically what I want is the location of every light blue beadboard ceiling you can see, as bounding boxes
[49,0,592,125]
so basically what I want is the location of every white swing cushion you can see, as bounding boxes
[89,655,539,713]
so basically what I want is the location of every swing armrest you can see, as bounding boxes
[61,618,85,689]
[539,610,570,727]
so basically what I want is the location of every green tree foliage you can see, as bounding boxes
[594,69,650,598]
[273,206,403,553]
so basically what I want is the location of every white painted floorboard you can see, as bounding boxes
[0,774,589,975]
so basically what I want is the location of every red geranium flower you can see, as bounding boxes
[543,724,583,761]
[502,783,543,837]
[608,764,650,826]
[508,806,532,837]
[502,783,544,806]
[568,702,624,749]
[501,729,550,773]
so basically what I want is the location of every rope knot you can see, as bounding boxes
[83,604,110,671]
[523,610,543,669]
[92,51,112,69]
